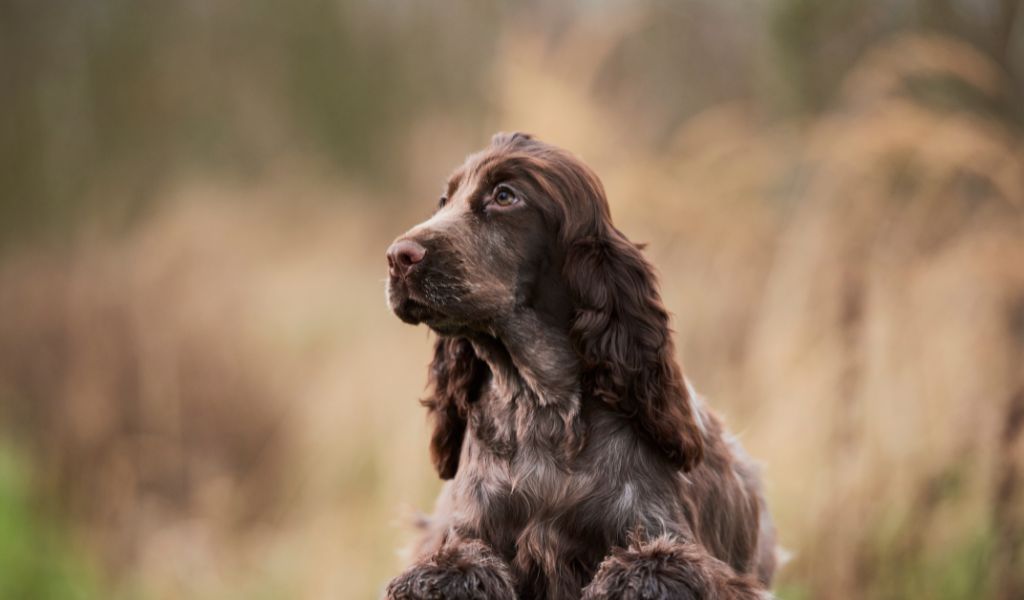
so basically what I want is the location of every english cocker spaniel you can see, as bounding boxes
[384,133,777,600]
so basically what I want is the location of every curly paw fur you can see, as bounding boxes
[582,536,770,600]
[385,539,517,600]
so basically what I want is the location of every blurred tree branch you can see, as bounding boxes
[994,0,1020,67]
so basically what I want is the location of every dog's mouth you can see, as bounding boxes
[387,278,459,331]
[392,296,441,325]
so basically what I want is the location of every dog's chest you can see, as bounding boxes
[455,384,607,553]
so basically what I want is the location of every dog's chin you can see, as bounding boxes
[391,297,437,325]
[390,294,472,336]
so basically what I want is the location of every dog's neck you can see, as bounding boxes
[468,310,584,461]
[469,309,580,408]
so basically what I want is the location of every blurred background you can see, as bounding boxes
[1,0,1023,598]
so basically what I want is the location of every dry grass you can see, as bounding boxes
[0,29,1022,600]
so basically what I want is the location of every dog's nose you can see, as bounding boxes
[387,239,426,278]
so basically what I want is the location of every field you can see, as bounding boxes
[1,3,1023,599]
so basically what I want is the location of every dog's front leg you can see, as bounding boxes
[581,535,771,600]
[385,536,517,600]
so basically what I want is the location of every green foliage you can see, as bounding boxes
[872,525,995,600]
[769,0,890,112]
[0,447,102,600]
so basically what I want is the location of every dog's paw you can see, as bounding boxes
[385,539,516,600]
[582,536,712,600]
[582,536,771,600]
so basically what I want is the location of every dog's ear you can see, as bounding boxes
[565,229,705,472]
[421,336,487,479]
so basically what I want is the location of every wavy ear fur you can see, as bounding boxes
[565,229,705,472]
[421,336,487,479]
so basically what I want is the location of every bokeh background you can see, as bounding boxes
[2,1,1023,598]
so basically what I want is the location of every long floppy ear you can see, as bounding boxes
[565,229,705,472]
[421,336,487,479]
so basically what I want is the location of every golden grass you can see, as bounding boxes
[0,30,1022,600]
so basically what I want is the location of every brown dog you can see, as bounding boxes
[385,133,777,600]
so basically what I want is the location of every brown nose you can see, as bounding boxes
[386,239,426,278]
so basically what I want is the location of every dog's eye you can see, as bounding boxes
[493,186,518,207]
[438,196,448,208]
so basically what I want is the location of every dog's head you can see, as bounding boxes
[387,133,704,476]
[386,132,583,335]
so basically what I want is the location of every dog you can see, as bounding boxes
[384,133,777,599]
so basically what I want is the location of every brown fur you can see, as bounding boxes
[385,133,777,599]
